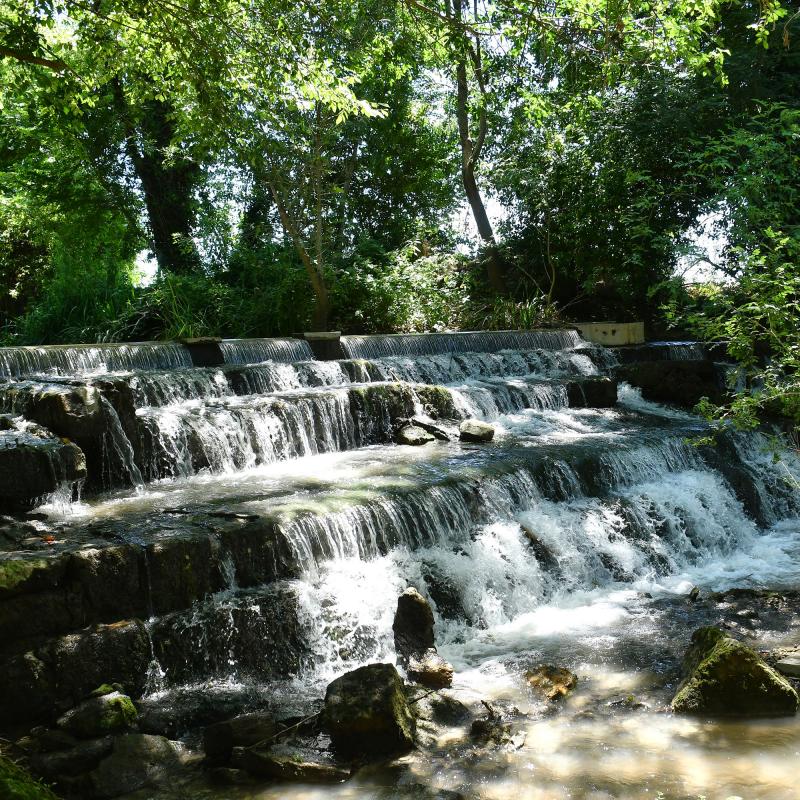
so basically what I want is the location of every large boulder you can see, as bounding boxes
[459,419,495,443]
[56,691,137,739]
[0,619,151,726]
[29,736,113,780]
[671,627,799,716]
[323,663,415,757]
[84,734,179,798]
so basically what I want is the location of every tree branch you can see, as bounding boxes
[0,44,67,71]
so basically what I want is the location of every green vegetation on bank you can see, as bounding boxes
[1,1,798,428]
[0,754,60,800]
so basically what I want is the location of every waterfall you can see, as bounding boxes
[219,338,314,364]
[0,342,192,378]
[339,329,584,358]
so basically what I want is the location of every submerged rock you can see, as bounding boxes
[323,663,415,757]
[56,691,137,739]
[525,666,578,701]
[458,419,494,443]
[671,627,799,716]
[410,416,451,441]
[241,745,350,783]
[395,425,435,446]
[203,712,277,764]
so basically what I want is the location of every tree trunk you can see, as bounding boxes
[450,1,506,293]
[269,184,331,331]
[114,86,201,275]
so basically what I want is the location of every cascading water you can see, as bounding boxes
[0,341,192,377]
[2,330,799,800]
[339,329,585,358]
[219,337,314,364]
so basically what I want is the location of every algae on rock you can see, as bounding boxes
[671,627,799,716]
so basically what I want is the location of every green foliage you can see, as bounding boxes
[330,245,469,333]
[664,104,800,430]
[0,754,59,800]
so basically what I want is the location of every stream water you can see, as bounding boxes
[4,333,800,799]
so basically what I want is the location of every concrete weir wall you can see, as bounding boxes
[574,321,645,346]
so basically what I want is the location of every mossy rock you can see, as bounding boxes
[323,663,415,758]
[0,559,50,596]
[0,754,60,799]
[57,691,138,738]
[671,627,799,716]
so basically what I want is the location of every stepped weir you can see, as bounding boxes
[0,331,798,799]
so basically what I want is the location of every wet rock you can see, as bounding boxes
[24,385,106,440]
[671,627,799,716]
[203,712,277,764]
[525,666,578,701]
[614,360,725,408]
[469,706,512,745]
[458,419,494,443]
[403,785,467,800]
[393,587,454,688]
[422,569,469,622]
[607,695,648,711]
[150,584,308,685]
[410,416,452,441]
[0,619,151,726]
[323,663,415,757]
[566,377,618,408]
[775,656,800,678]
[415,385,458,419]
[241,745,350,783]
[0,435,86,513]
[407,650,453,689]
[57,691,137,738]
[208,766,255,786]
[396,425,435,446]
[29,736,113,780]
[393,587,435,659]
[519,524,560,571]
[84,733,179,798]
[688,586,701,602]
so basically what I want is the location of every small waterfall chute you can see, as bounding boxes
[219,338,314,365]
[339,329,584,359]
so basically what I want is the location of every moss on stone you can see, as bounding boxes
[0,559,48,595]
[671,626,799,716]
[100,693,138,731]
[0,754,60,799]
[415,385,457,419]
